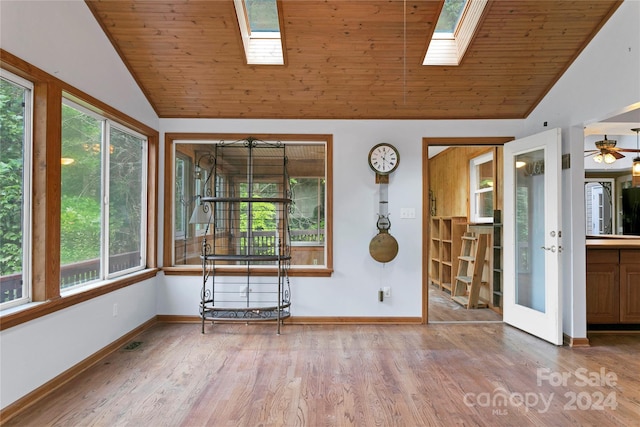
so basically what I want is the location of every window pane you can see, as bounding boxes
[244,0,280,33]
[60,104,102,288]
[172,140,327,268]
[175,157,186,238]
[0,77,29,304]
[478,160,493,189]
[290,178,325,245]
[476,191,493,219]
[470,153,494,223]
[435,0,468,33]
[515,150,545,312]
[108,127,144,275]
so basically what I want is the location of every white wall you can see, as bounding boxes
[524,0,640,339]
[0,0,158,129]
[157,119,523,318]
[0,279,157,409]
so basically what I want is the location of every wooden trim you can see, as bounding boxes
[424,137,514,146]
[0,317,158,423]
[163,133,333,275]
[161,266,334,277]
[157,315,201,323]
[563,334,591,347]
[288,317,423,325]
[422,141,430,324]
[157,315,422,325]
[325,136,334,274]
[0,269,159,331]
[146,133,159,269]
[32,81,63,301]
[162,133,175,268]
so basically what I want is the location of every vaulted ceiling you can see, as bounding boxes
[86,0,621,120]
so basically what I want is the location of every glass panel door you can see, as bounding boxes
[503,129,562,345]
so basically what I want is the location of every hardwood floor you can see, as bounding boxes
[4,323,640,426]
[429,285,502,322]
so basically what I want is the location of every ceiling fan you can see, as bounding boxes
[584,135,640,164]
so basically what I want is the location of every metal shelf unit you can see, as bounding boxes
[198,139,292,334]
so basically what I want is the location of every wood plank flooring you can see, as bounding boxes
[429,285,502,322]
[4,323,640,426]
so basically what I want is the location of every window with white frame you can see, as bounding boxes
[470,152,494,223]
[60,99,148,291]
[0,71,33,309]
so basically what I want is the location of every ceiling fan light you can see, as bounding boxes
[603,153,616,164]
[633,157,640,177]
[593,153,604,163]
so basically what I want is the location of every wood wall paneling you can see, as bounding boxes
[429,146,493,218]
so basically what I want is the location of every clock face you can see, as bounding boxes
[368,143,399,174]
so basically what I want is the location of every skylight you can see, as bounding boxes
[234,0,284,65]
[424,0,487,66]
[434,0,468,36]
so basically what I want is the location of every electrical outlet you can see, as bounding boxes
[112,303,118,317]
[383,287,391,297]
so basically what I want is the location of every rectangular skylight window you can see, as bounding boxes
[434,0,468,37]
[234,0,284,65]
[245,0,280,33]
[424,0,487,66]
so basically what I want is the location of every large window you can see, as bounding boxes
[60,100,147,291]
[1,53,158,328]
[0,71,32,308]
[165,135,332,274]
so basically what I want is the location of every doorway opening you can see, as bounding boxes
[423,137,513,323]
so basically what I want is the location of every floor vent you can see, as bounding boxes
[122,341,143,351]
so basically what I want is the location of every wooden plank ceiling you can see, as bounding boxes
[86,0,621,120]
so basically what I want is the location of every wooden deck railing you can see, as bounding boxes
[238,230,324,254]
[1,251,141,304]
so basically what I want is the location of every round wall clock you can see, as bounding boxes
[368,143,400,175]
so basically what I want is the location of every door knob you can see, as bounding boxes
[541,245,556,253]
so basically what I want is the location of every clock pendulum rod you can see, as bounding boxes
[378,181,389,221]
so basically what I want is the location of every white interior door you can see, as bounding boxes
[503,128,562,345]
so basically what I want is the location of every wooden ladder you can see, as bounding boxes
[452,232,488,309]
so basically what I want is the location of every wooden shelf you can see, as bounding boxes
[429,216,467,294]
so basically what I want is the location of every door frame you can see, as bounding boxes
[422,137,514,323]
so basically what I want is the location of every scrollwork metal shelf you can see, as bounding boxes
[197,138,292,334]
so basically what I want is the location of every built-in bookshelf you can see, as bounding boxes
[429,216,467,294]
[492,210,503,313]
